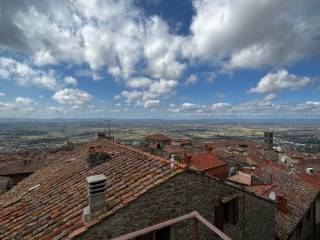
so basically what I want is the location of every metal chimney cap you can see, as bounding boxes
[86,174,106,183]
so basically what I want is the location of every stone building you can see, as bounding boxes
[243,161,320,240]
[0,139,275,240]
[145,133,171,149]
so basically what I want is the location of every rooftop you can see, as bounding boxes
[252,160,319,240]
[0,139,186,240]
[145,133,171,141]
[226,171,252,186]
[189,152,227,171]
[296,172,320,189]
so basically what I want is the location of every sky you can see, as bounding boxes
[0,0,319,119]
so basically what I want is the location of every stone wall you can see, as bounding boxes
[77,170,275,240]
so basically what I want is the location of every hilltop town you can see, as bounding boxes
[1,125,320,240]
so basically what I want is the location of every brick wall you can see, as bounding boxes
[77,170,275,240]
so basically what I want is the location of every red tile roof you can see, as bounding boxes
[296,172,320,189]
[246,184,277,198]
[0,139,186,240]
[189,153,227,171]
[253,161,319,240]
[145,133,171,141]
[163,145,184,154]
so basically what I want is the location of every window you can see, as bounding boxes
[215,197,239,231]
[136,226,171,240]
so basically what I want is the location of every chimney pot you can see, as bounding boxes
[83,174,107,221]
[276,195,289,214]
[183,154,192,166]
[87,146,110,166]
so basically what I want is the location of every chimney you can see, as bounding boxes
[87,146,110,166]
[183,154,192,166]
[83,174,107,221]
[276,195,289,214]
[204,144,212,153]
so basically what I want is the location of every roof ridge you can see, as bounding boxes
[107,140,187,170]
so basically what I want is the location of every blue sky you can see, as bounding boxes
[0,0,319,119]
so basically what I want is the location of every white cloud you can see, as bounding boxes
[64,76,77,86]
[0,57,58,90]
[210,102,232,111]
[186,74,197,86]
[264,93,278,102]
[180,102,204,113]
[185,0,320,70]
[114,95,121,101]
[52,88,92,105]
[15,97,35,105]
[144,16,186,80]
[144,99,160,109]
[0,1,186,94]
[293,101,320,113]
[250,69,312,94]
[144,79,177,100]
[33,50,56,65]
[126,77,152,89]
[0,92,5,97]
[121,90,143,104]
[0,102,16,111]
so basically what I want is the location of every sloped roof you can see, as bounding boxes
[145,133,171,141]
[0,139,186,240]
[253,161,319,240]
[190,152,227,171]
[163,145,184,154]
[226,171,252,186]
[296,172,320,189]
[246,184,276,198]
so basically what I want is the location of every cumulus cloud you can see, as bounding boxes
[185,0,320,70]
[121,90,143,104]
[52,88,92,105]
[15,97,35,105]
[250,69,312,94]
[144,99,160,109]
[0,57,58,90]
[0,0,185,99]
[185,74,197,86]
[64,76,77,86]
[0,92,5,97]
[210,102,232,111]
[126,77,152,89]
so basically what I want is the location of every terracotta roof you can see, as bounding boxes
[253,161,319,240]
[145,133,171,141]
[163,145,184,154]
[296,172,320,189]
[190,152,227,171]
[286,150,306,159]
[226,171,252,186]
[246,184,277,198]
[0,139,186,240]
